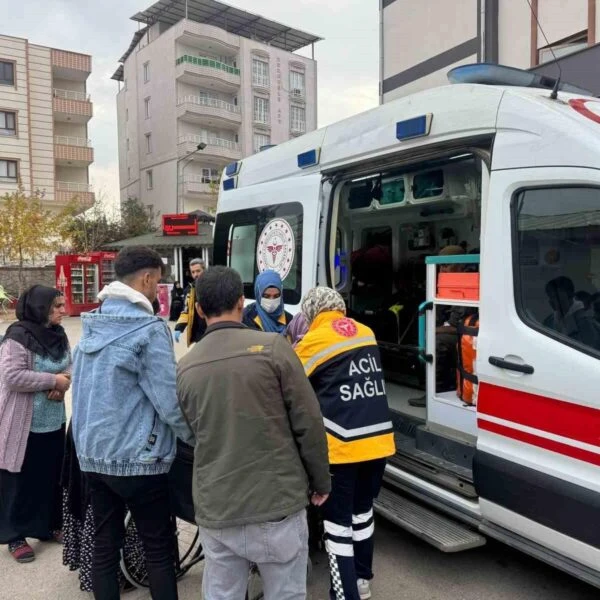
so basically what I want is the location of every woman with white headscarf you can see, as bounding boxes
[295,287,395,600]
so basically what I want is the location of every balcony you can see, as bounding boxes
[182,175,219,196]
[51,49,91,82]
[176,95,241,129]
[53,89,93,124]
[178,135,241,162]
[55,181,95,208]
[175,55,240,93]
[54,136,94,167]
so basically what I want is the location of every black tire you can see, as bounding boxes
[120,512,204,589]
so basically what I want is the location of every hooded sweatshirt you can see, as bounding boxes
[71,281,193,476]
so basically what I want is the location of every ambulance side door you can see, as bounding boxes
[476,167,600,571]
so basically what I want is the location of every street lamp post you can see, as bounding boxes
[176,142,206,213]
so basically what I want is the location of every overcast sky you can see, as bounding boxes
[5,0,378,206]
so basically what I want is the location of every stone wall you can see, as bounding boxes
[0,266,55,297]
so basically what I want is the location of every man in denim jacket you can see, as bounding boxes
[72,246,193,600]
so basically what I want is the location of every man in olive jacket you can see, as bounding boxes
[177,266,330,600]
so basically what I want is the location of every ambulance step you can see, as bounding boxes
[374,488,486,553]
[391,434,476,498]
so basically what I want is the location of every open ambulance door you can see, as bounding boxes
[476,166,600,582]
[213,173,325,310]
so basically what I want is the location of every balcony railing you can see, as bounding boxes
[176,55,240,76]
[184,174,220,184]
[56,181,93,193]
[53,88,90,102]
[178,134,239,151]
[177,95,240,114]
[55,136,92,147]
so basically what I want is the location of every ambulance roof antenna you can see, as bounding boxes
[525,0,562,100]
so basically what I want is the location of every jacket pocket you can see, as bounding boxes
[139,413,161,463]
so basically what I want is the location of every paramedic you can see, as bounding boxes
[242,270,293,334]
[295,287,396,600]
[174,259,206,346]
[177,267,330,600]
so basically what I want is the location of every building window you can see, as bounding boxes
[252,59,269,88]
[0,111,16,136]
[202,168,220,183]
[538,31,588,65]
[253,133,270,153]
[126,138,130,151]
[145,133,152,154]
[0,159,18,181]
[126,108,129,121]
[144,97,151,119]
[0,61,15,86]
[290,105,306,133]
[254,97,269,124]
[128,167,131,180]
[146,170,153,190]
[289,71,305,99]
[143,61,150,83]
[513,186,600,357]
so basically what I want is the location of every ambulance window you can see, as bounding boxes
[513,186,600,357]
[381,177,405,205]
[229,224,257,286]
[213,202,303,304]
[413,169,444,199]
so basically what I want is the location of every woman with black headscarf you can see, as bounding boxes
[0,285,71,563]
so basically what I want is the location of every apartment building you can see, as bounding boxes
[0,34,94,210]
[380,0,600,103]
[112,0,321,215]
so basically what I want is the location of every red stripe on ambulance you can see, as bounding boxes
[478,383,600,449]
[477,419,600,468]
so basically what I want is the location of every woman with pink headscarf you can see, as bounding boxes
[286,312,309,347]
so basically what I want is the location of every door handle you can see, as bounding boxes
[488,356,534,375]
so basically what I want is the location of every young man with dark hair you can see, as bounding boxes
[177,266,331,600]
[174,258,206,346]
[72,246,193,600]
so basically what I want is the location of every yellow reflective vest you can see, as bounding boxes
[295,311,396,465]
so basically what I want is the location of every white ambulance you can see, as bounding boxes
[213,65,600,588]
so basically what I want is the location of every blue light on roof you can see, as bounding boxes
[225,161,241,177]
[297,148,320,169]
[447,63,593,95]
[223,177,236,191]
[396,114,432,141]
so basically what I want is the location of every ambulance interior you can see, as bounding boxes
[332,153,482,494]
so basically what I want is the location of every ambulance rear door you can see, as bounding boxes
[213,173,324,310]
[476,165,600,573]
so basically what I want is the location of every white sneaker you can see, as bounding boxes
[357,578,372,600]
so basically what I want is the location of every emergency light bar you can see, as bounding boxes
[396,114,433,141]
[448,63,593,96]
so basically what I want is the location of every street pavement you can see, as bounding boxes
[0,316,597,599]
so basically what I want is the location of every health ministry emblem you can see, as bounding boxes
[257,218,295,280]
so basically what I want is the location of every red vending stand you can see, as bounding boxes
[55,252,117,316]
